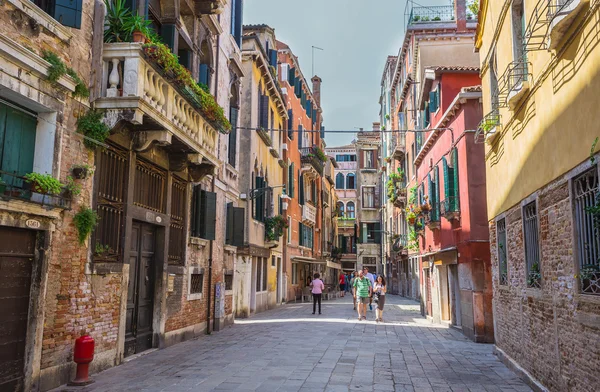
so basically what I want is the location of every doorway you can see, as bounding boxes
[125,222,156,357]
[0,227,36,392]
[425,268,433,316]
[449,264,462,327]
[276,257,282,304]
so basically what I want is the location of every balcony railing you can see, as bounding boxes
[424,203,441,229]
[391,234,408,253]
[475,109,501,144]
[497,59,531,108]
[441,196,460,221]
[392,132,406,160]
[0,171,71,209]
[337,217,356,228]
[407,5,455,27]
[300,147,324,176]
[302,203,317,226]
[96,43,219,163]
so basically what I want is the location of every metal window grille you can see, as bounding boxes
[574,168,600,294]
[190,273,203,294]
[497,219,508,285]
[134,158,166,213]
[224,274,233,291]
[255,257,262,292]
[523,202,541,288]
[168,177,186,264]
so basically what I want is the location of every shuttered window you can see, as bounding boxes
[0,102,36,181]
[288,163,295,198]
[225,203,245,247]
[34,0,82,29]
[269,49,278,67]
[298,125,303,149]
[253,176,266,222]
[299,173,305,205]
[289,67,296,85]
[442,154,459,212]
[336,173,345,189]
[299,223,314,249]
[259,94,269,129]
[523,201,541,288]
[228,107,238,167]
[287,109,294,139]
[199,63,211,88]
[191,188,217,240]
[231,0,243,47]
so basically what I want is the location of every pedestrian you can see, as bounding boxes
[373,275,387,322]
[339,272,346,297]
[310,273,324,315]
[346,273,352,293]
[350,272,357,310]
[362,267,376,311]
[353,270,372,321]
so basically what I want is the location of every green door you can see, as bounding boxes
[0,102,37,186]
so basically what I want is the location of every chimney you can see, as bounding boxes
[372,122,381,132]
[455,0,467,32]
[312,76,322,107]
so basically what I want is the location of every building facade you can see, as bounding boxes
[0,0,244,390]
[356,124,383,274]
[236,25,287,316]
[476,0,600,389]
[326,144,359,272]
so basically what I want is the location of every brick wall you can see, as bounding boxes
[490,175,600,391]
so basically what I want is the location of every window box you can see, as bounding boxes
[269,147,279,158]
[257,128,273,146]
[548,0,590,50]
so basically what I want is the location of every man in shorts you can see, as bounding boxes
[353,270,372,320]
[363,267,376,311]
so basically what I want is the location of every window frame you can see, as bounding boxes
[496,216,509,286]
[362,186,376,209]
[188,266,205,301]
[521,197,542,289]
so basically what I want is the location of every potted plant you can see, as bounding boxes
[265,215,288,242]
[72,164,93,179]
[421,202,432,213]
[126,14,151,43]
[62,176,82,199]
[407,211,417,225]
[23,173,64,195]
[103,0,133,43]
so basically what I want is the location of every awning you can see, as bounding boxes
[291,256,324,264]
[326,261,342,270]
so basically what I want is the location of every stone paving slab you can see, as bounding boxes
[51,296,531,392]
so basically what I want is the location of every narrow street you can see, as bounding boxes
[53,296,531,392]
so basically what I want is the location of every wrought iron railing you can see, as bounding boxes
[392,234,408,252]
[425,203,441,226]
[407,5,455,27]
[499,60,531,102]
[548,0,577,18]
[300,147,324,176]
[476,109,502,144]
[0,170,71,209]
[441,196,460,215]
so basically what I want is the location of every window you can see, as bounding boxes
[573,168,600,295]
[287,216,292,244]
[427,167,440,222]
[0,102,37,179]
[361,222,381,244]
[337,201,345,218]
[429,85,440,113]
[191,187,217,240]
[363,187,375,208]
[34,0,82,29]
[497,219,508,285]
[190,273,204,294]
[262,258,267,291]
[363,150,375,169]
[169,178,187,264]
[346,202,355,219]
[225,203,245,247]
[288,163,295,198]
[280,63,289,82]
[228,106,239,167]
[512,0,527,63]
[346,173,356,189]
[271,255,276,267]
[231,0,243,47]
[336,173,345,189]
[523,201,541,288]
[255,257,268,292]
[299,223,314,248]
[442,152,460,213]
[253,176,269,222]
[292,263,298,284]
[335,154,357,162]
[363,257,377,266]
[225,272,233,291]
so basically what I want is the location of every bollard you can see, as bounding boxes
[68,335,95,386]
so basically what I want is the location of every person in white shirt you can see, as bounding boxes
[362,267,376,311]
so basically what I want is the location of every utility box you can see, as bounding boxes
[213,282,226,331]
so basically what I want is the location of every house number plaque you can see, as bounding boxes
[25,219,41,229]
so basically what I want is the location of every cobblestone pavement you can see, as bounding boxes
[53,295,532,392]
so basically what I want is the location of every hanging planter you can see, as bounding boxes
[421,203,432,213]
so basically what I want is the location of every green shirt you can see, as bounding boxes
[353,277,371,297]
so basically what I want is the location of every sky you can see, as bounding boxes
[244,0,450,147]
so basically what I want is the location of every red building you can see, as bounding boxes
[414,67,493,342]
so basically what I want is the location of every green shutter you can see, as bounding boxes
[200,190,217,240]
[1,106,36,179]
[161,24,177,53]
[428,174,433,208]
[299,173,304,205]
[452,148,460,211]
[278,195,282,215]
[232,207,245,247]
[434,166,440,220]
[226,203,234,245]
[429,91,436,112]
[442,157,450,201]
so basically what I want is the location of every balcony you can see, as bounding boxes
[392,132,406,160]
[393,187,407,208]
[407,5,455,28]
[337,217,356,229]
[441,196,460,221]
[96,43,220,168]
[300,147,324,178]
[391,234,408,255]
[302,203,317,226]
[424,203,441,230]
[548,0,590,50]
[475,109,501,145]
[0,171,71,210]
[499,59,531,110]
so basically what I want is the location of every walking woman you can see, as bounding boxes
[339,272,346,297]
[310,273,325,315]
[373,276,387,322]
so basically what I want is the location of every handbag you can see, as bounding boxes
[373,293,379,304]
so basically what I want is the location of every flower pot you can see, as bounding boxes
[72,167,88,179]
[132,31,146,43]
[408,217,416,225]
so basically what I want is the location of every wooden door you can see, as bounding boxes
[425,269,433,316]
[125,222,155,357]
[0,227,36,392]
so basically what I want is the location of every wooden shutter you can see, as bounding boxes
[359,150,364,169]
[53,0,82,29]
[226,203,234,245]
[161,24,177,53]
[200,190,217,240]
[0,104,36,177]
[429,90,437,112]
[452,148,460,210]
[287,109,293,138]
[435,166,440,218]
[298,125,303,149]
[269,49,278,67]
[191,186,201,237]
[374,222,381,244]
[355,223,361,244]
[228,107,238,167]
[259,95,270,129]
[278,195,282,215]
[232,207,245,246]
[288,67,296,85]
[299,174,304,205]
[428,174,433,207]
[442,157,450,200]
[233,0,243,47]
[374,185,381,208]
[199,64,209,86]
[289,163,295,198]
[295,80,301,98]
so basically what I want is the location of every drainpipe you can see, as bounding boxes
[206,175,215,334]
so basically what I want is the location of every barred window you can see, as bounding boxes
[574,167,600,295]
[224,273,233,291]
[190,273,203,294]
[497,219,508,285]
[523,202,541,288]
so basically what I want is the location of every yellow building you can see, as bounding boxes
[476,1,600,390]
[235,25,288,316]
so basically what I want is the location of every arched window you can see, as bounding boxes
[346,202,355,218]
[337,201,345,218]
[346,173,355,189]
[336,173,345,189]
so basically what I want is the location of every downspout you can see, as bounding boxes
[206,175,215,334]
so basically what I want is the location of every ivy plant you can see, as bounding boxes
[77,110,110,150]
[265,215,289,241]
[66,67,90,98]
[41,50,66,83]
[74,207,98,245]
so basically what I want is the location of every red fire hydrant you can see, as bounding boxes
[69,335,95,386]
